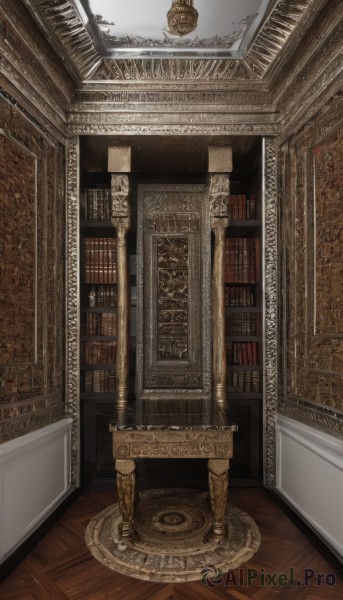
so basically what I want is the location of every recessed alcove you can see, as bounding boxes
[79,135,263,487]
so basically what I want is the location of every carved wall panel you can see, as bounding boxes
[65,136,80,486]
[0,97,65,442]
[263,137,278,487]
[276,0,343,144]
[136,185,211,401]
[0,133,37,364]
[278,93,343,437]
[0,0,76,141]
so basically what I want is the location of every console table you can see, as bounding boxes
[110,401,237,543]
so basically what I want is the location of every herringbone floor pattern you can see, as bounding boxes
[0,488,342,599]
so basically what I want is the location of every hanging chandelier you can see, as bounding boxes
[167,0,198,37]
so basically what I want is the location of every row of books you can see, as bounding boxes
[228,342,258,366]
[84,370,116,393]
[225,285,255,307]
[84,341,116,365]
[224,238,260,284]
[228,370,260,393]
[87,285,117,308]
[83,312,117,336]
[229,195,256,220]
[226,313,260,336]
[83,238,116,284]
[83,188,112,221]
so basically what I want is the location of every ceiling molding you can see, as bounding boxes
[23,0,101,81]
[23,0,316,83]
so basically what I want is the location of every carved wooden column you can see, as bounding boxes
[209,147,232,407]
[109,147,131,408]
[208,458,230,537]
[115,459,136,540]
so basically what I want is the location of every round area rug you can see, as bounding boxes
[85,489,261,582]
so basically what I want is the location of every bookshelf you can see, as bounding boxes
[80,184,137,481]
[78,155,263,485]
[80,187,118,480]
[225,188,262,483]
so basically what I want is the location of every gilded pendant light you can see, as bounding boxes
[167,0,198,37]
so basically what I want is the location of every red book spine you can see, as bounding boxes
[255,238,260,283]
[247,342,253,365]
[252,342,258,365]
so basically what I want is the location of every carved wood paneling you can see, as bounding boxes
[112,430,233,460]
[65,136,80,486]
[23,0,101,80]
[278,93,343,438]
[0,134,36,364]
[263,137,278,487]
[276,0,343,143]
[0,97,65,442]
[0,0,76,139]
[136,185,211,401]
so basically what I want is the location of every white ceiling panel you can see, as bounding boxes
[73,0,273,58]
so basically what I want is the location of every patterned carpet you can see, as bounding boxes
[85,488,261,582]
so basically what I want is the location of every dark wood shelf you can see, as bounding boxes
[227,365,262,371]
[225,306,261,312]
[229,219,262,227]
[81,364,116,371]
[226,392,263,399]
[81,336,116,341]
[81,220,114,228]
[226,335,261,342]
[81,307,117,313]
[80,393,116,400]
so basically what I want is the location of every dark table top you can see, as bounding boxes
[110,399,237,432]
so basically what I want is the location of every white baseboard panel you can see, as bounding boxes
[0,418,73,563]
[276,415,343,557]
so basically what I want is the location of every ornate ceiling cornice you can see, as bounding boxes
[87,0,314,82]
[23,0,101,81]
[23,0,316,83]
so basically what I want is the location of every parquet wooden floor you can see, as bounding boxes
[0,487,342,599]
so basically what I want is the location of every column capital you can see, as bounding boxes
[209,173,230,229]
[111,173,131,231]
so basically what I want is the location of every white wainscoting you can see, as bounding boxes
[0,418,73,563]
[276,414,343,556]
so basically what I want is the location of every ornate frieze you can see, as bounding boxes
[66,122,279,136]
[74,88,273,108]
[67,112,279,126]
[112,430,234,460]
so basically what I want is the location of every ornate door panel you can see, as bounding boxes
[136,185,211,401]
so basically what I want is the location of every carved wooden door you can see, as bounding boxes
[136,184,211,402]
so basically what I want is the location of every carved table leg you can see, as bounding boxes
[115,459,136,540]
[208,458,229,538]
